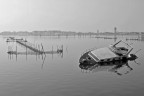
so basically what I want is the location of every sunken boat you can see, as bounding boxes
[79,40,136,65]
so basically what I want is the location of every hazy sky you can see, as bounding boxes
[0,0,144,32]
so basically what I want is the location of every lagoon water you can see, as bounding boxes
[0,35,144,96]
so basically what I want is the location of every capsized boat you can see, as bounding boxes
[79,40,137,64]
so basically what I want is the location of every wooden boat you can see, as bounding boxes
[79,40,135,64]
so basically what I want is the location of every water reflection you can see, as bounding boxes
[79,60,139,76]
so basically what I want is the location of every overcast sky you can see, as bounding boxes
[0,0,144,32]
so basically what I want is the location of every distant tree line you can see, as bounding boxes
[0,30,143,36]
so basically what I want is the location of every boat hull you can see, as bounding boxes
[79,51,128,65]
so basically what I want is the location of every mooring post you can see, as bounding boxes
[16,45,17,61]
[40,43,44,60]
[38,44,40,59]
[52,45,53,59]
[61,45,63,58]
[41,43,45,53]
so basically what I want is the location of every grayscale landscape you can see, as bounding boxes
[0,0,144,96]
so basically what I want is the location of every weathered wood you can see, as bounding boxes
[16,40,43,53]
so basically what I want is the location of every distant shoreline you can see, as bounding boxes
[0,30,143,36]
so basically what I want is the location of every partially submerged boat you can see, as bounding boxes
[79,40,136,64]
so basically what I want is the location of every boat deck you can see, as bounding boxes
[88,47,118,61]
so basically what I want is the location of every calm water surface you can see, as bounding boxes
[0,36,144,96]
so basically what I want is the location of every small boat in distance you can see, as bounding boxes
[79,40,137,65]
